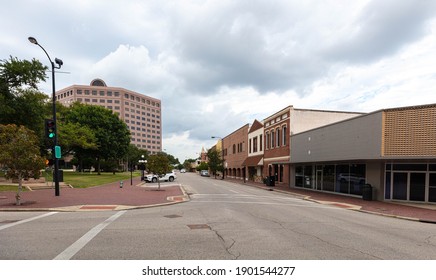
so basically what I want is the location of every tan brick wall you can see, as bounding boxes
[383,105,436,156]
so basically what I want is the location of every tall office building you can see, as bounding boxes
[56,78,162,154]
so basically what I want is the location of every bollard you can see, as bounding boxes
[120,180,124,188]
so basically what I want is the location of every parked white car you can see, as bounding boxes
[145,172,177,183]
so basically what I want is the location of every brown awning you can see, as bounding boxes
[242,155,264,166]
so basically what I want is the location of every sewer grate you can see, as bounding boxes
[164,214,182,219]
[0,220,20,224]
[187,224,210,230]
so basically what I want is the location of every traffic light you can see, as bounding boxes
[45,119,56,139]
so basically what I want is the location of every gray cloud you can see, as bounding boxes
[324,0,436,63]
[2,0,436,160]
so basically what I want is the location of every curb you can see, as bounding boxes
[0,184,190,212]
[242,183,436,224]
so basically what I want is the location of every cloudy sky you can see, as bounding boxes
[2,0,436,161]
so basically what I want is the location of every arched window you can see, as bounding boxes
[271,130,275,148]
[282,126,287,146]
[276,127,280,147]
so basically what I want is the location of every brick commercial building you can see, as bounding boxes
[263,106,362,186]
[222,124,249,180]
[55,79,162,154]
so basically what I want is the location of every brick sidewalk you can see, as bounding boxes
[0,177,186,211]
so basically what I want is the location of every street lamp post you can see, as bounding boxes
[211,136,225,179]
[139,155,147,181]
[28,37,63,196]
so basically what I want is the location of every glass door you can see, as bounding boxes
[392,172,407,200]
[316,170,323,191]
[409,173,426,202]
[392,172,426,202]
[429,174,436,202]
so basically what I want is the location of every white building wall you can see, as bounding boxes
[248,128,264,157]
[290,109,363,135]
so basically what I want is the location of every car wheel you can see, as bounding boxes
[169,176,174,182]
[152,177,157,183]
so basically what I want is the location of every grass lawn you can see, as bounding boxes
[63,171,141,188]
[0,185,27,192]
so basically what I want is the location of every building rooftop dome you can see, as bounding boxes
[90,78,107,87]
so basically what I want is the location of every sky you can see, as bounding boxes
[2,0,436,162]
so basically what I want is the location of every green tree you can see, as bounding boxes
[207,148,223,178]
[0,57,48,134]
[0,124,45,205]
[183,158,196,172]
[65,103,131,174]
[124,144,149,172]
[196,162,209,172]
[58,122,98,156]
[147,153,171,190]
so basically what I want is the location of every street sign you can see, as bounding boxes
[55,146,61,159]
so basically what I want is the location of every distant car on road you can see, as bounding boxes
[145,172,177,183]
[200,170,209,177]
[180,169,186,173]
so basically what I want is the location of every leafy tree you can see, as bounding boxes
[58,122,98,156]
[207,148,223,178]
[0,56,47,90]
[196,162,209,172]
[183,158,196,172]
[0,57,48,134]
[147,153,171,190]
[65,103,131,174]
[0,124,45,205]
[124,144,149,172]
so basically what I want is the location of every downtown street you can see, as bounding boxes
[1,172,435,260]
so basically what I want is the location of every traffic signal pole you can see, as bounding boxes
[51,60,60,196]
[29,37,63,197]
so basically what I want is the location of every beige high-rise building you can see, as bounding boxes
[56,78,162,154]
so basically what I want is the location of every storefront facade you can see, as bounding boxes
[291,104,436,204]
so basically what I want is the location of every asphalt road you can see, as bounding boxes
[1,172,435,260]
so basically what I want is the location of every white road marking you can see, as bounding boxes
[53,210,126,260]
[228,189,240,194]
[0,212,58,231]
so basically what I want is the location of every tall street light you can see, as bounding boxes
[211,136,225,179]
[28,36,63,196]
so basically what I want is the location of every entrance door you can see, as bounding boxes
[392,172,407,200]
[316,170,323,191]
[392,172,426,201]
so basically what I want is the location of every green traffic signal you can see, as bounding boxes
[45,119,56,139]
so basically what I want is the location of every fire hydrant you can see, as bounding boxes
[120,180,124,188]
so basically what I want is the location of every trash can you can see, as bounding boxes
[362,184,372,201]
[268,176,275,187]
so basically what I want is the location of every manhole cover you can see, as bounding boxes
[164,214,182,218]
[187,224,210,230]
